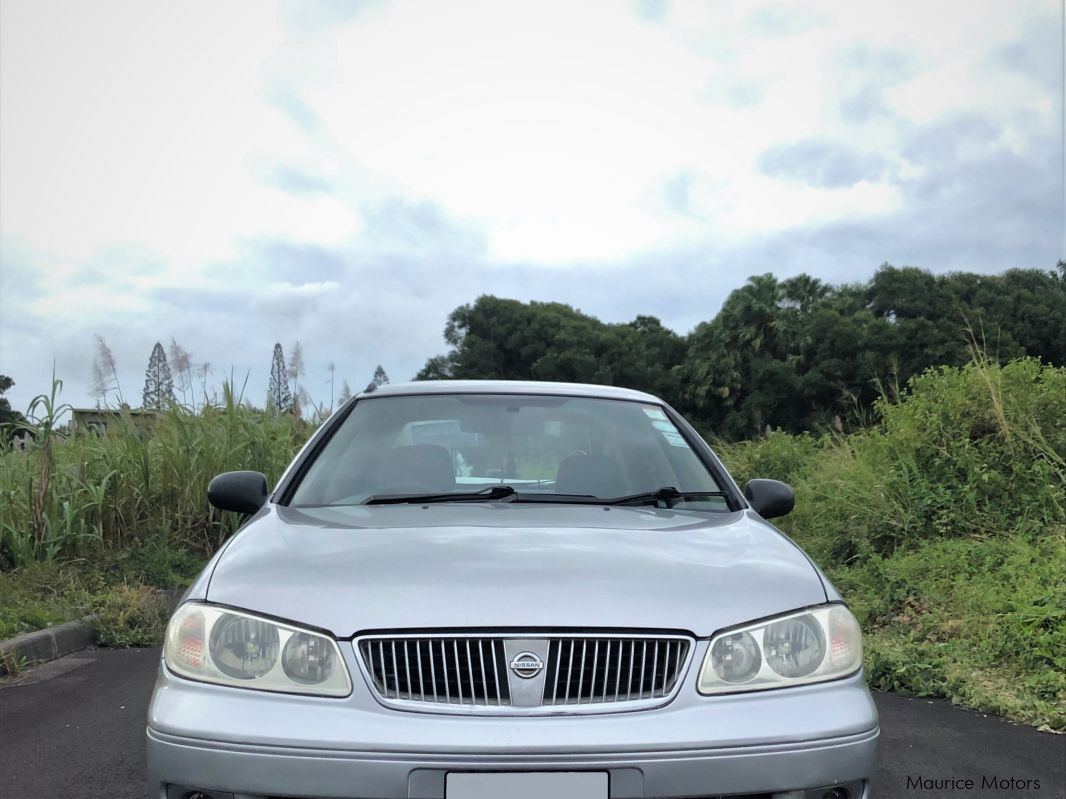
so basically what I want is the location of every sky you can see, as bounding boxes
[1,0,1063,414]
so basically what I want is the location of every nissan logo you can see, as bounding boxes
[509,651,544,679]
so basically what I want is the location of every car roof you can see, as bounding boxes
[359,380,663,404]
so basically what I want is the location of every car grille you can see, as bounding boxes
[357,633,692,713]
[541,637,687,705]
[360,637,511,706]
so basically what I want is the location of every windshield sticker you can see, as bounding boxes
[648,416,691,448]
[642,407,668,421]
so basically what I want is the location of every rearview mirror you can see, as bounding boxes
[208,471,269,515]
[743,478,795,519]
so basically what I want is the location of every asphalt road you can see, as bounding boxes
[0,648,1062,799]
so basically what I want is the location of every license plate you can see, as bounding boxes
[446,771,609,799]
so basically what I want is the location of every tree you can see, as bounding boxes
[417,354,456,380]
[142,342,175,409]
[268,343,292,412]
[91,334,124,407]
[365,365,390,393]
[420,267,1064,440]
[338,379,352,403]
[0,375,26,444]
[414,296,686,403]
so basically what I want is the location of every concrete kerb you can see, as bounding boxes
[0,618,96,674]
[0,587,185,675]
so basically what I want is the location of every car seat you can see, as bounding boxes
[554,453,625,498]
[377,445,456,493]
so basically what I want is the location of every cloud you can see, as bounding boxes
[270,167,333,195]
[747,3,825,36]
[633,0,669,23]
[0,0,1060,415]
[835,46,919,122]
[362,199,486,256]
[991,15,1063,91]
[759,139,890,188]
[282,0,384,30]
[761,135,1060,279]
[238,241,350,285]
[266,86,321,134]
[662,173,696,216]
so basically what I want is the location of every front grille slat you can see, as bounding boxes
[380,641,387,697]
[675,638,683,689]
[648,643,656,698]
[390,640,398,698]
[494,643,503,707]
[565,640,575,703]
[358,634,689,712]
[635,643,643,698]
[415,639,425,702]
[551,640,562,704]
[603,640,611,703]
[440,640,449,703]
[614,640,623,703]
[452,640,463,704]
[622,643,631,698]
[403,641,413,701]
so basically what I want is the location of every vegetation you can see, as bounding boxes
[0,375,26,445]
[142,341,176,410]
[0,550,197,645]
[268,341,293,412]
[420,265,1065,439]
[364,364,391,393]
[716,357,1065,731]
[0,265,1062,727]
[0,385,306,670]
[0,384,309,570]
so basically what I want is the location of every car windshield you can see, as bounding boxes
[289,393,727,509]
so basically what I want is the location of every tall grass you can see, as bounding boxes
[716,357,1066,730]
[3,359,1063,727]
[0,384,310,569]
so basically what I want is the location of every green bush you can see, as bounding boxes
[781,357,1065,563]
[0,541,204,643]
[712,430,824,486]
[0,561,92,639]
[717,358,1066,730]
[90,585,170,647]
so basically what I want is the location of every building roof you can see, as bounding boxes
[71,407,158,416]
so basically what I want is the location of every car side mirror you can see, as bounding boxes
[743,478,795,519]
[208,471,269,514]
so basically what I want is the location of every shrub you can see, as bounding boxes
[90,585,170,648]
[716,358,1066,730]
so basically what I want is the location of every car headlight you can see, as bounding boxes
[164,602,352,697]
[698,604,862,695]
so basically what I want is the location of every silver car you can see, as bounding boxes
[147,381,878,799]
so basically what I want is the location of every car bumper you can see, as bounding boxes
[147,659,879,799]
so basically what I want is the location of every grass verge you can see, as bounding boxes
[0,538,205,648]
[717,358,1065,731]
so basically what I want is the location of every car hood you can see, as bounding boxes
[205,504,827,638]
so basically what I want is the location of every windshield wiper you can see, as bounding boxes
[364,485,517,505]
[364,485,727,507]
[605,486,728,507]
